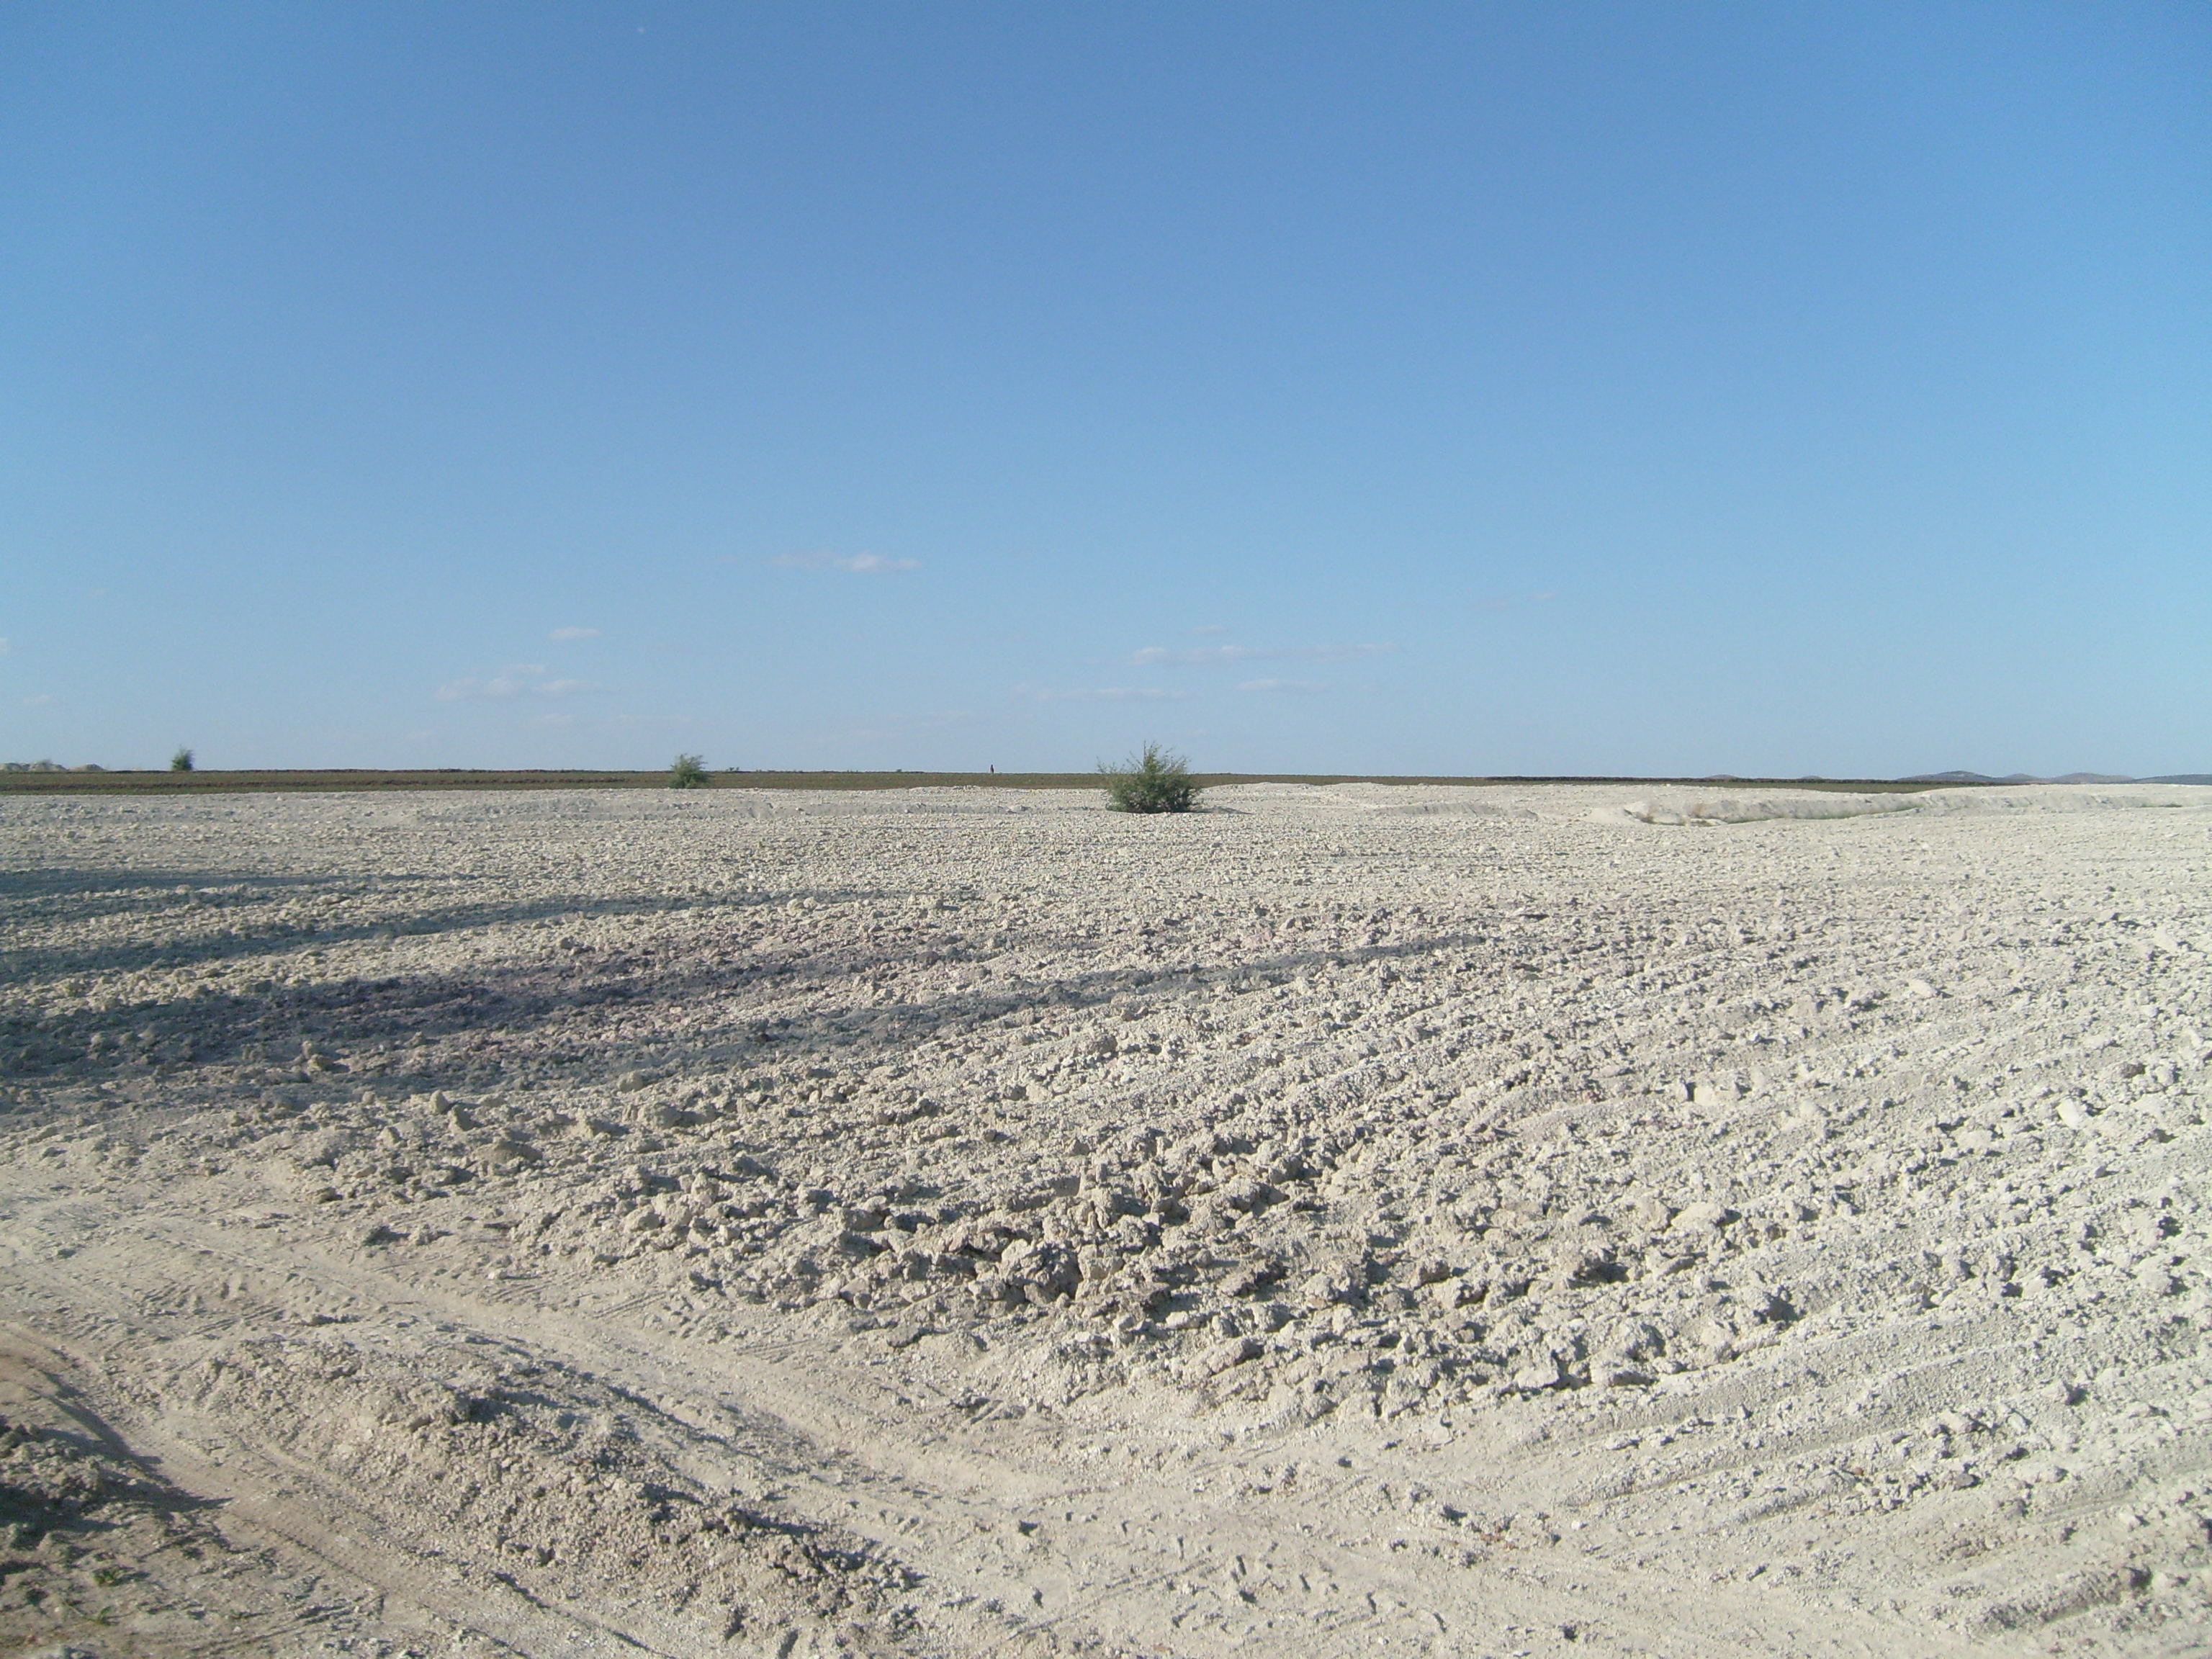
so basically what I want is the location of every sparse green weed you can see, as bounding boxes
[1098,743,1200,814]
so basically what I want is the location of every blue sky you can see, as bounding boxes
[4,3,2207,777]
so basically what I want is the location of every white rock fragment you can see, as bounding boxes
[1668,1201,1736,1235]
[1196,1336,1263,1377]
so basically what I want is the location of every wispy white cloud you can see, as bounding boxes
[770,549,921,573]
[549,626,601,642]
[1017,683,1187,703]
[21,692,54,707]
[1237,678,1325,694]
[1187,624,1228,637]
[1131,641,1394,667]
[436,665,604,701]
[1132,645,1230,666]
[0,637,12,655]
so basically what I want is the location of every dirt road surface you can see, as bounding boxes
[3,782,2208,1657]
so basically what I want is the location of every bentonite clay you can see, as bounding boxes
[2,781,2208,1657]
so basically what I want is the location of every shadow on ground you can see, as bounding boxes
[2,863,1499,1111]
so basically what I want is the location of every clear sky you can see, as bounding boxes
[4,3,2207,778]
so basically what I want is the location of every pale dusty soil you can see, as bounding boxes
[1,781,2209,1659]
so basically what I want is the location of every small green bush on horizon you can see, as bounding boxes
[1099,742,1200,814]
[170,747,194,773]
[668,753,710,788]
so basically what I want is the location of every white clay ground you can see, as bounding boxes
[1,781,2209,1658]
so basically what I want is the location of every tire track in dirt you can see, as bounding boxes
[2,1190,2000,1658]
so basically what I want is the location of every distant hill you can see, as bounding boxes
[1903,770,2189,786]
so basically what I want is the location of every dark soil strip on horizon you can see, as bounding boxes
[0,770,1958,796]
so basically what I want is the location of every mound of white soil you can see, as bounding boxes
[1,781,2208,1656]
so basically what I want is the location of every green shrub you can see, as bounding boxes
[170,747,194,773]
[668,752,709,789]
[1099,742,1200,814]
